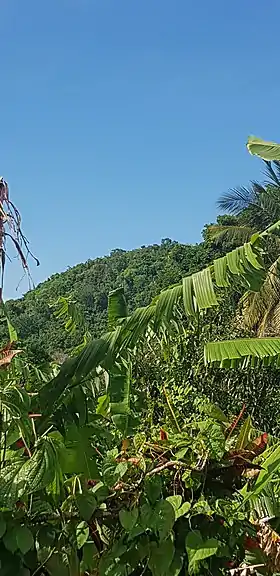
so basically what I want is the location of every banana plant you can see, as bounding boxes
[36,219,280,423]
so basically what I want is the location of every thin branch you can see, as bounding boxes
[146,460,185,476]
[31,547,56,576]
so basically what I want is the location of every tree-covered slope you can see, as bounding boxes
[2,236,224,361]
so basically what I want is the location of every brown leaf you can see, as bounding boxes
[0,341,14,355]
[247,433,269,457]
[160,429,168,441]
[0,349,22,367]
[121,438,129,453]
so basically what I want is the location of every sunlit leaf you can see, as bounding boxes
[247,135,280,161]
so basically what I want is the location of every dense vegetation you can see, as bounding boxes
[1,229,228,361]
[2,135,280,575]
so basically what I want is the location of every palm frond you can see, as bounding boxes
[217,186,258,215]
[239,257,280,336]
[263,161,280,187]
[207,225,253,246]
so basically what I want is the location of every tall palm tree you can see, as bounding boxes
[209,161,280,336]
[208,161,280,244]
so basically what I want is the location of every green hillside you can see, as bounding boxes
[2,233,225,361]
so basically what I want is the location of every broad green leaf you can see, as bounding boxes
[16,525,34,554]
[0,514,6,538]
[236,416,253,450]
[0,460,26,507]
[76,492,97,521]
[176,501,191,518]
[226,246,243,275]
[81,541,99,572]
[198,420,225,459]
[186,530,219,574]
[7,318,18,342]
[247,135,280,161]
[168,552,184,576]
[39,337,111,416]
[61,424,100,479]
[119,508,139,532]
[154,285,182,329]
[148,537,175,576]
[244,242,263,271]
[205,337,280,368]
[45,552,69,576]
[140,503,154,530]
[166,496,190,520]
[99,553,127,576]
[91,481,110,502]
[182,275,196,316]
[3,528,18,553]
[96,394,110,417]
[120,305,155,349]
[175,447,188,459]
[192,267,218,309]
[213,255,229,287]
[102,451,120,487]
[242,444,280,503]
[71,386,87,425]
[152,500,175,541]
[200,402,229,423]
[166,495,182,511]
[109,369,130,416]
[145,476,162,504]
[108,288,128,329]
[52,295,84,333]
[115,462,128,478]
[21,439,57,494]
[76,521,89,549]
[133,432,146,452]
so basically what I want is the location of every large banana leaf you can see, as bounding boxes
[247,136,280,161]
[107,288,131,435]
[107,287,128,329]
[39,336,112,418]
[204,338,280,367]
[240,444,280,504]
[109,368,131,435]
[117,236,266,345]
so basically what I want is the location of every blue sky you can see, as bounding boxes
[1,0,280,298]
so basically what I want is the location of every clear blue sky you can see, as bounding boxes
[1,0,280,298]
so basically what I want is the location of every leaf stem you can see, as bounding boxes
[31,547,56,576]
[162,385,181,433]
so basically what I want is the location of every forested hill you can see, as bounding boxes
[2,230,228,361]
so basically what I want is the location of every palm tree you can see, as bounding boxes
[207,161,280,247]
[206,161,280,336]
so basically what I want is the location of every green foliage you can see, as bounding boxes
[0,239,223,361]
[3,133,280,575]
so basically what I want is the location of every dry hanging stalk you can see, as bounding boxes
[256,520,280,574]
[0,177,39,300]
